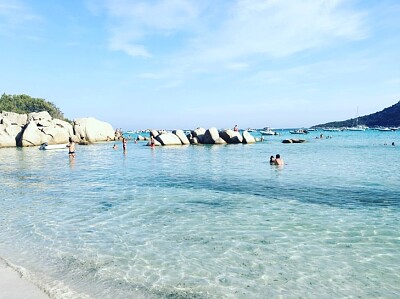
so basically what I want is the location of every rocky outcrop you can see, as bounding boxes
[20,121,42,146]
[150,130,160,138]
[1,111,27,126]
[73,117,115,143]
[219,129,243,144]
[39,120,72,144]
[172,130,190,145]
[28,111,52,127]
[156,132,183,146]
[145,128,259,147]
[0,111,116,148]
[0,112,26,147]
[146,139,162,147]
[242,131,256,143]
[203,127,220,144]
[0,123,20,147]
[192,128,206,144]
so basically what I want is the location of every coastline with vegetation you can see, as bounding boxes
[0,94,118,148]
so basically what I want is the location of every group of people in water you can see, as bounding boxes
[68,132,286,167]
[270,154,284,165]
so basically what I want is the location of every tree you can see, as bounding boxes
[0,93,70,122]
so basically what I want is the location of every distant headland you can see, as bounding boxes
[312,100,400,128]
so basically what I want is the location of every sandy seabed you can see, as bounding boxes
[0,258,49,299]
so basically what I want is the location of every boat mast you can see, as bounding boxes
[355,106,359,126]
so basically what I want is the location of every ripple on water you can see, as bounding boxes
[0,140,399,298]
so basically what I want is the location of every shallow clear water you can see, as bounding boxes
[0,130,399,298]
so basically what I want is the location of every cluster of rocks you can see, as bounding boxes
[140,127,259,146]
[0,111,116,148]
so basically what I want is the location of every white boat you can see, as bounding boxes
[260,128,279,135]
[39,143,68,150]
[322,128,341,132]
[378,127,392,131]
[347,107,367,131]
[290,129,308,134]
[347,125,367,131]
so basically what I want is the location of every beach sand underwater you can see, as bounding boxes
[0,129,399,298]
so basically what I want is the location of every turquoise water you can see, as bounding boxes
[0,130,399,298]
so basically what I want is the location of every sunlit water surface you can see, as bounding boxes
[0,130,399,298]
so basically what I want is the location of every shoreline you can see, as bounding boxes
[0,257,49,299]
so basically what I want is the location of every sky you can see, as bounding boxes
[1,0,399,130]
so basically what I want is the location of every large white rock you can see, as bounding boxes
[0,111,27,126]
[172,129,190,145]
[20,121,42,146]
[156,132,182,145]
[242,130,256,144]
[146,139,162,146]
[73,118,115,142]
[192,128,206,144]
[219,129,243,144]
[203,127,220,144]
[214,137,227,144]
[0,112,27,147]
[28,111,52,127]
[150,130,160,138]
[191,137,199,144]
[39,124,71,144]
[53,119,74,137]
[0,124,19,147]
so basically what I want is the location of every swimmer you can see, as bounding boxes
[274,154,284,165]
[67,137,76,157]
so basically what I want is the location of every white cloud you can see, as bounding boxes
[185,0,368,66]
[0,0,42,38]
[95,0,202,57]
[93,0,369,76]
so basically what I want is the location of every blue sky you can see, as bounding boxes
[1,0,399,130]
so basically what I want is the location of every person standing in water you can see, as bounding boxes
[67,137,76,157]
[122,137,127,152]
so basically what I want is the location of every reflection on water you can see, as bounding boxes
[69,156,75,168]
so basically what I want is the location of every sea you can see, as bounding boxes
[0,129,399,299]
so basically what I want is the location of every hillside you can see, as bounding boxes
[313,100,400,128]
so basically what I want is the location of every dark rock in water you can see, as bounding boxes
[219,129,243,144]
[282,139,293,143]
[203,127,220,144]
[192,128,206,143]
[282,139,306,143]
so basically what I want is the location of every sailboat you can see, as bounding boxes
[347,107,367,131]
